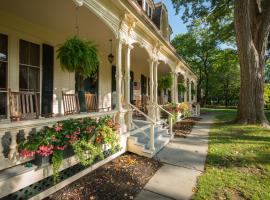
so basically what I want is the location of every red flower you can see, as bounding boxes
[56,145,67,151]
[36,145,53,156]
[96,137,102,144]
[54,123,62,132]
[20,149,35,158]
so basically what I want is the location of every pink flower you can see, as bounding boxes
[36,145,53,156]
[73,131,80,135]
[20,149,35,158]
[85,126,93,133]
[56,145,67,151]
[54,123,62,132]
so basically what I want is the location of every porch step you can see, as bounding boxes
[127,121,172,158]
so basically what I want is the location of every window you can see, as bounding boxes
[137,0,143,7]
[149,8,152,18]
[0,33,8,118]
[145,2,149,13]
[19,40,40,93]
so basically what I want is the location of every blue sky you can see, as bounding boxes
[154,0,187,38]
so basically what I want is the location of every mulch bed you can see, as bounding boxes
[45,153,162,200]
[173,117,201,137]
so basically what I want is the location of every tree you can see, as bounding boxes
[210,49,240,107]
[172,27,218,106]
[172,0,270,125]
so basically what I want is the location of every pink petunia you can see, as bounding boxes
[54,123,62,132]
[36,145,54,156]
[20,149,35,158]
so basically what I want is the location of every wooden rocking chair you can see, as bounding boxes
[84,92,98,112]
[62,91,80,116]
[9,89,39,121]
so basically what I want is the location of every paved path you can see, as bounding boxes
[135,113,215,200]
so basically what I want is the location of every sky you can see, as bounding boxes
[154,0,187,39]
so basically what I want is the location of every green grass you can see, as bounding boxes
[194,109,270,200]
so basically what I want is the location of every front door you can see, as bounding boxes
[75,67,99,112]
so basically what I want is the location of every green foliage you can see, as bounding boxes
[158,74,173,90]
[19,116,120,184]
[57,36,99,78]
[194,109,270,199]
[72,139,103,166]
[178,83,186,93]
[52,150,63,183]
[264,84,270,109]
[171,0,235,44]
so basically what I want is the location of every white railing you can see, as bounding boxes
[129,103,156,151]
[0,110,118,171]
[155,104,173,135]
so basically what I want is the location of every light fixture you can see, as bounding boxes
[108,39,114,64]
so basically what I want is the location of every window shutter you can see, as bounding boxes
[42,44,54,116]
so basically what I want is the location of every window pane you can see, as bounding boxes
[0,62,7,90]
[19,40,30,65]
[0,92,7,118]
[30,43,40,66]
[0,34,8,61]
[29,67,40,91]
[19,65,28,90]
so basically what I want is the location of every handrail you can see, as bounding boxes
[155,104,174,117]
[155,104,173,135]
[129,103,155,124]
[129,103,155,151]
[0,110,119,131]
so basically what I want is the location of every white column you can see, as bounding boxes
[116,40,123,111]
[153,61,160,121]
[124,44,133,131]
[115,39,126,134]
[174,73,179,104]
[148,58,155,120]
[194,81,197,102]
[170,72,175,103]
[149,59,154,104]
[189,79,192,104]
[184,77,187,102]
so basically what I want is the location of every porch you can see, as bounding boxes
[0,0,199,198]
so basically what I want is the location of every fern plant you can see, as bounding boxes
[57,36,99,77]
[178,83,187,93]
[158,74,173,90]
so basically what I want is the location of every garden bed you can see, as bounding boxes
[173,117,201,137]
[45,153,162,200]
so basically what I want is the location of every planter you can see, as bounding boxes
[33,155,51,167]
[63,146,75,159]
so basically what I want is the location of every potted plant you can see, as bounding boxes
[57,36,99,78]
[158,74,173,90]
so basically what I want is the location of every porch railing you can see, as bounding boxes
[0,110,118,171]
[155,104,173,135]
[129,103,156,151]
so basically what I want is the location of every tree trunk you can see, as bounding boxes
[234,0,270,126]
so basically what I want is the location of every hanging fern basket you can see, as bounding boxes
[57,36,99,78]
[158,74,173,90]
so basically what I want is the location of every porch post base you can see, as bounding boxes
[117,110,127,134]
[147,104,156,121]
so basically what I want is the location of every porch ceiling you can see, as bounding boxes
[0,0,115,53]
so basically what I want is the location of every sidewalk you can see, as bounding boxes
[135,114,215,200]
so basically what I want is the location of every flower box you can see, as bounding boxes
[33,155,51,167]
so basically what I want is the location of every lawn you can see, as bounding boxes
[194,109,270,200]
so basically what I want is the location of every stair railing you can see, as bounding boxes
[129,103,156,151]
[155,104,174,135]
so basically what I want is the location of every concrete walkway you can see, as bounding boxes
[135,113,215,200]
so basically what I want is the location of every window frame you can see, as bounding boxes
[0,33,8,119]
[19,39,41,93]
